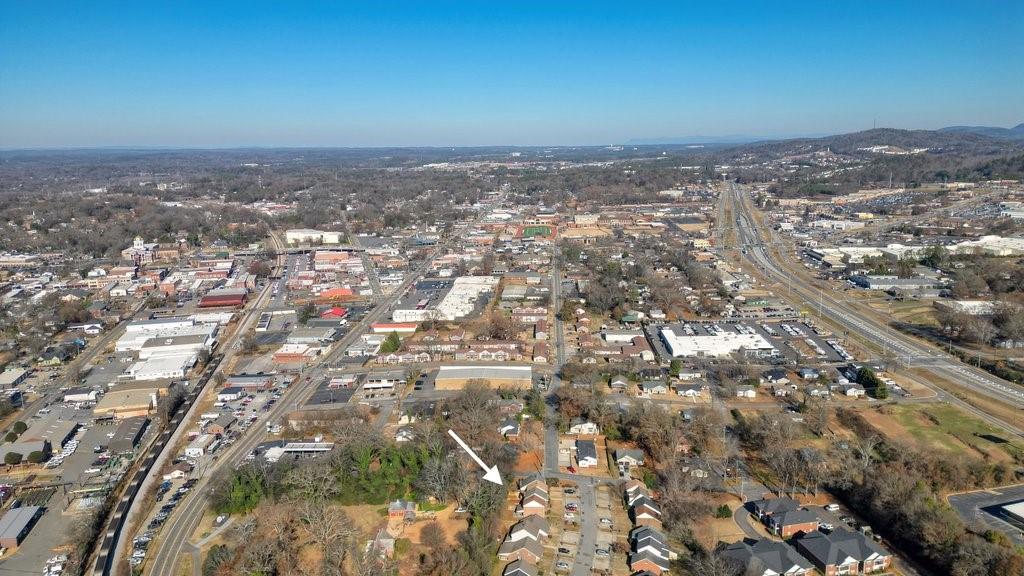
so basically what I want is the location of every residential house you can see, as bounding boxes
[798,368,820,380]
[609,375,629,392]
[614,448,645,467]
[674,382,708,398]
[794,528,892,576]
[499,418,521,440]
[719,539,813,576]
[736,385,757,399]
[639,380,669,396]
[767,509,820,538]
[761,368,791,386]
[631,496,663,527]
[507,515,549,542]
[387,500,417,522]
[840,383,867,397]
[161,461,193,481]
[395,427,415,442]
[518,473,547,493]
[502,559,539,576]
[497,537,543,564]
[516,488,548,518]
[568,419,599,435]
[628,550,670,575]
[576,439,598,468]
[631,526,670,559]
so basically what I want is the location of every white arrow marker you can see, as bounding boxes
[447,429,503,485]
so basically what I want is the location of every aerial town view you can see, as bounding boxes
[0,2,1023,576]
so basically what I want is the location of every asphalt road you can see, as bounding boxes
[949,485,1024,546]
[726,183,1024,435]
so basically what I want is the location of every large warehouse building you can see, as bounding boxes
[198,287,248,308]
[392,276,499,322]
[116,317,218,352]
[0,506,43,549]
[434,365,533,390]
[659,327,777,358]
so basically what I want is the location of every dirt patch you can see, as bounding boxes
[405,505,467,546]
[692,496,746,550]
[515,449,543,473]
[857,408,916,446]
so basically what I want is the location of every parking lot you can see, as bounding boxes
[0,406,155,575]
[646,320,848,364]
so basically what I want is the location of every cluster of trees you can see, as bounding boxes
[937,303,1024,346]
[202,499,395,576]
[0,192,269,256]
[377,331,401,355]
[570,238,726,320]
[204,384,516,576]
[829,409,1023,576]
[855,367,889,399]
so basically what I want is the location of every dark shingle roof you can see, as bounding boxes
[720,539,813,574]
[796,528,888,568]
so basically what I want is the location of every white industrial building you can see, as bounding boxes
[284,229,343,245]
[950,235,1024,257]
[123,354,196,381]
[1000,202,1024,220]
[392,276,499,322]
[185,434,215,458]
[138,332,217,360]
[660,327,777,358]
[809,220,865,231]
[116,317,218,352]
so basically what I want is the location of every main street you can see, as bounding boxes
[723,182,1024,434]
[146,229,464,576]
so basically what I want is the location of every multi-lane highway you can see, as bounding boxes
[145,237,455,576]
[723,182,1024,433]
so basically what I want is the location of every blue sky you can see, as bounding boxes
[1,1,1021,148]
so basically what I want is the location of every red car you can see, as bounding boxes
[567,466,576,474]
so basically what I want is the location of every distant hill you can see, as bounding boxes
[722,127,1020,158]
[938,123,1024,140]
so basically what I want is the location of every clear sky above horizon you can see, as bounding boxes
[1,1,1021,148]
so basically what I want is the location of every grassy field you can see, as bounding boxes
[860,404,1024,462]
[522,225,552,237]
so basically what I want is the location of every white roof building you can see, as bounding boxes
[660,327,776,358]
[124,355,196,381]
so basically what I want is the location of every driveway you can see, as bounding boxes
[733,504,761,539]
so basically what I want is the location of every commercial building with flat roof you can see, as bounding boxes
[434,365,533,390]
[109,416,149,454]
[22,415,78,448]
[659,327,777,359]
[0,506,43,548]
[0,368,30,389]
[1002,501,1024,524]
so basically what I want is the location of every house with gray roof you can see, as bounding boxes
[720,539,812,576]
[794,528,892,575]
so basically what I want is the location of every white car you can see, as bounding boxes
[824,504,840,512]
